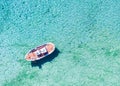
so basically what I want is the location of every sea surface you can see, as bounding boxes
[0,0,120,86]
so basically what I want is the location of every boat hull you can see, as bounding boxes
[25,42,55,61]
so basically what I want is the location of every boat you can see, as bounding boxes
[25,42,55,61]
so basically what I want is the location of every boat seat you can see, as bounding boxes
[35,50,41,55]
[40,47,47,53]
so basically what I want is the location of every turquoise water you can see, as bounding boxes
[0,0,120,86]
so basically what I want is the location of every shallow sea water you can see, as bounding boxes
[0,0,120,86]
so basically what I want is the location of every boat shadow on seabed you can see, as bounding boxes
[31,48,60,68]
